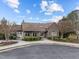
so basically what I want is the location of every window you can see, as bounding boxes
[28,33,30,36]
[25,33,28,36]
[35,33,37,36]
[33,33,37,36]
[25,33,30,36]
[17,32,21,34]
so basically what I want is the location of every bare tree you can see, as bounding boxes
[9,22,17,36]
[58,19,74,39]
[0,17,12,40]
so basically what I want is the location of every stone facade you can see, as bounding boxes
[15,22,59,39]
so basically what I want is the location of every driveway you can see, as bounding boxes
[0,44,79,59]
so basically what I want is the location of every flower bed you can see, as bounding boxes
[0,41,17,46]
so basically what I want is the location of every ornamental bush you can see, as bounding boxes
[67,34,78,43]
[53,36,60,41]
[47,36,53,40]
[68,34,77,40]
[23,36,41,41]
[0,33,5,40]
[9,34,17,40]
[47,36,60,41]
[47,34,79,43]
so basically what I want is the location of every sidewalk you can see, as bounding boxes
[0,41,30,52]
[30,39,79,48]
[0,39,79,52]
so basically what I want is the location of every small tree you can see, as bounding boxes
[67,10,79,39]
[0,17,12,40]
[9,22,17,40]
[58,18,74,39]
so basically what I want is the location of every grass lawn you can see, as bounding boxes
[49,38,79,43]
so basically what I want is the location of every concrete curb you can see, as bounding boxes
[51,41,79,48]
[0,44,31,53]
[0,40,79,52]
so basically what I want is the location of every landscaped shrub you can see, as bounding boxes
[23,36,41,41]
[63,31,76,38]
[0,33,5,40]
[53,36,60,40]
[47,36,53,40]
[9,34,17,40]
[52,35,79,43]
[47,35,79,43]
[67,34,79,42]
[47,36,61,41]
[68,34,77,40]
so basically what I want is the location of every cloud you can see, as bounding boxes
[14,9,20,13]
[6,0,19,9]
[42,16,63,22]
[44,12,52,15]
[42,19,48,22]
[48,16,63,22]
[40,0,64,15]
[5,0,20,13]
[75,5,79,10]
[40,0,48,11]
[26,9,31,14]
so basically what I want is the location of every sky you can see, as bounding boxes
[0,0,79,24]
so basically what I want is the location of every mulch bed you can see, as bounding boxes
[0,40,17,46]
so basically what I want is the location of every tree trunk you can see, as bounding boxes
[77,34,79,39]
[61,33,63,39]
[5,32,9,41]
[5,33,7,40]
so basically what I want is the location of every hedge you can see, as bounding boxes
[23,36,41,41]
[47,36,53,40]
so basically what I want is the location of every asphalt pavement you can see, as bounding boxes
[0,44,79,59]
